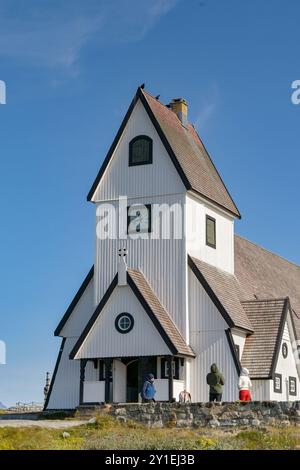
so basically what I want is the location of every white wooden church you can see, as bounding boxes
[45,86,300,409]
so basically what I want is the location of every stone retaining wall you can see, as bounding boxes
[109,401,300,428]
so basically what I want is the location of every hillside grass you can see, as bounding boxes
[0,415,300,450]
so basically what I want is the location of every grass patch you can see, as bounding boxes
[0,416,299,450]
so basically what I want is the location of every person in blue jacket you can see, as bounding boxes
[141,373,156,402]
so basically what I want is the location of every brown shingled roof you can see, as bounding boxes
[127,268,195,357]
[142,90,241,218]
[235,235,300,339]
[188,256,254,332]
[241,298,289,378]
[70,269,195,360]
[87,87,240,218]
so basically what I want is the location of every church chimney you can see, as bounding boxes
[118,248,127,286]
[169,98,188,126]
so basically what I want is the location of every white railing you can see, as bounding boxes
[155,379,184,401]
[83,381,105,403]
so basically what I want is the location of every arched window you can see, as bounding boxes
[129,135,153,166]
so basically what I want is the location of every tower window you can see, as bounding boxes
[129,135,153,166]
[206,215,216,249]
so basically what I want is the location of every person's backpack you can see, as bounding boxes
[207,373,218,386]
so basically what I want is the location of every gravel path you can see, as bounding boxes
[0,419,89,428]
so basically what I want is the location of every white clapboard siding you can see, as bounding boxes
[46,338,80,409]
[232,329,246,360]
[85,360,100,381]
[251,380,270,401]
[60,277,95,338]
[269,314,300,401]
[92,99,184,202]
[75,285,171,359]
[188,267,228,332]
[186,193,235,274]
[188,267,239,401]
[95,194,187,337]
[83,381,105,403]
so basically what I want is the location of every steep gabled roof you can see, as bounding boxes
[235,235,300,339]
[241,298,291,378]
[70,269,195,360]
[127,269,194,357]
[188,256,254,332]
[142,91,241,218]
[54,266,94,337]
[87,87,241,219]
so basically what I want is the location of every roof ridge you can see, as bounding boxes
[235,234,300,271]
[142,89,173,113]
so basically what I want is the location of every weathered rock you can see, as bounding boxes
[91,401,300,428]
[208,419,220,428]
[88,417,97,424]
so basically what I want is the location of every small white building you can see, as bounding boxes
[45,87,300,409]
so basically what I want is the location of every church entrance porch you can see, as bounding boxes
[80,356,186,405]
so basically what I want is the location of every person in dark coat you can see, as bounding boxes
[141,373,156,403]
[206,363,225,402]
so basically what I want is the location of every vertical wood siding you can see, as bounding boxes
[269,314,300,401]
[232,329,246,360]
[251,380,270,401]
[76,285,170,359]
[188,268,239,401]
[46,338,80,409]
[186,194,235,274]
[95,194,188,337]
[60,278,95,338]
[92,100,184,202]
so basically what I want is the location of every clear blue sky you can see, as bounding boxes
[0,0,299,406]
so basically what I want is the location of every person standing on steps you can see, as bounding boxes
[238,367,252,401]
[206,363,225,402]
[140,373,156,403]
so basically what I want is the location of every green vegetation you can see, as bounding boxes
[0,416,299,450]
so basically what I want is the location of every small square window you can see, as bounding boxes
[127,204,151,234]
[289,377,297,396]
[206,215,216,248]
[161,358,180,380]
[273,373,282,393]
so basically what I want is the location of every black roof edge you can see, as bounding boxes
[87,87,140,201]
[270,297,291,378]
[225,328,241,375]
[54,266,94,337]
[191,130,241,219]
[188,255,235,329]
[86,86,191,202]
[127,272,178,356]
[189,189,241,220]
[69,269,195,360]
[43,338,66,410]
[69,274,118,359]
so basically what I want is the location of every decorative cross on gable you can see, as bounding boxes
[118,247,128,258]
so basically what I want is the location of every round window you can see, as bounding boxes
[115,313,134,334]
[282,342,288,359]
